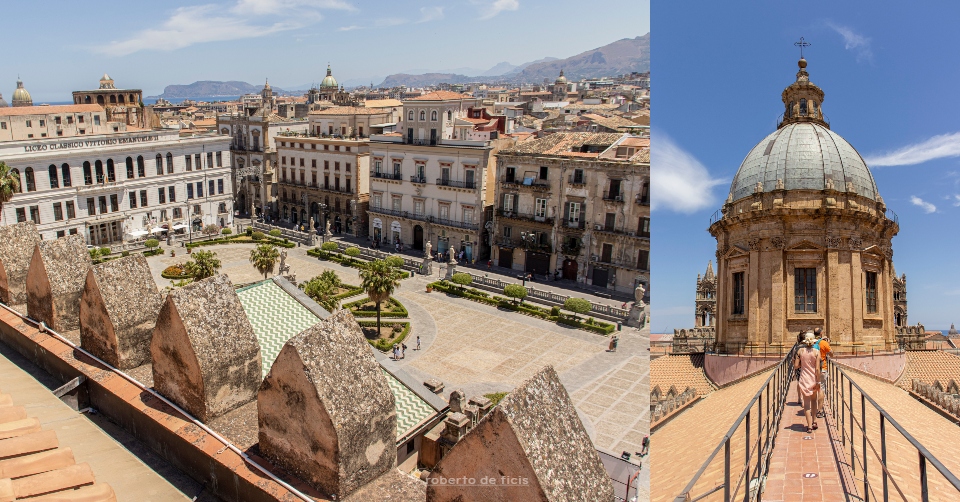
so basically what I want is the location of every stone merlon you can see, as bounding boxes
[26,234,92,332]
[0,222,41,307]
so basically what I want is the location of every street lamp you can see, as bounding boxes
[318,203,328,243]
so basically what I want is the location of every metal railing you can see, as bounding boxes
[437,178,476,189]
[370,171,402,180]
[827,360,960,502]
[675,346,797,502]
[496,208,554,225]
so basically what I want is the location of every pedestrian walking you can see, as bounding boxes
[795,331,821,433]
[640,435,649,457]
[401,342,407,359]
[815,329,832,418]
[416,335,421,350]
[794,330,806,404]
[487,260,492,270]
[392,344,398,360]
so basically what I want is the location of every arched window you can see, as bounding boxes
[155,154,163,175]
[408,110,414,121]
[48,165,59,189]
[166,153,173,174]
[799,98,807,115]
[96,96,104,105]
[61,164,71,187]
[447,110,452,121]
[24,167,36,192]
[8,168,21,193]
[431,111,437,121]
[130,94,135,103]
[137,156,145,177]
[84,96,91,104]
[83,162,92,185]
[106,159,116,182]
[118,95,125,104]
[419,110,425,121]
[110,95,117,104]
[126,157,134,179]
[813,101,819,116]
[95,160,104,184]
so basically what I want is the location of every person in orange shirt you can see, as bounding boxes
[814,329,832,418]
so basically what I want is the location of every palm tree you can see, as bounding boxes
[0,161,21,224]
[184,250,221,280]
[249,243,280,279]
[358,259,403,332]
[301,274,338,311]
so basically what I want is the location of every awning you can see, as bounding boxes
[172,223,188,230]
[150,227,166,234]
[128,229,148,237]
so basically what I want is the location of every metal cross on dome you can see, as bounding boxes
[795,37,811,58]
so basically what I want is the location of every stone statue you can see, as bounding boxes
[424,240,432,259]
[278,249,290,274]
[634,283,646,305]
[308,217,315,232]
[324,219,332,236]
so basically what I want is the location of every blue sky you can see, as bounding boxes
[1,0,648,101]
[652,1,960,332]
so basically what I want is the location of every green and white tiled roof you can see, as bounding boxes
[237,279,438,437]
[382,368,436,437]
[237,280,322,378]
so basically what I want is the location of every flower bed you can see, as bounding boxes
[357,321,411,352]
[429,281,616,335]
[161,264,192,280]
[343,297,409,318]
[186,235,296,249]
[306,247,410,278]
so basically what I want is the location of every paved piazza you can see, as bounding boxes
[145,242,648,465]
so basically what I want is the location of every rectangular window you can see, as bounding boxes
[505,166,516,182]
[393,162,401,176]
[29,206,39,224]
[605,213,616,231]
[539,166,549,180]
[196,182,203,198]
[463,207,474,223]
[185,155,192,171]
[158,188,166,204]
[335,162,340,170]
[53,202,63,221]
[568,202,580,225]
[207,152,213,169]
[173,207,182,219]
[56,230,65,238]
[439,204,449,220]
[216,151,222,167]
[15,208,26,222]
[69,228,77,235]
[312,159,317,168]
[282,156,287,166]
[209,180,215,196]
[300,158,304,167]
[601,243,613,263]
[187,184,194,199]
[503,226,512,238]
[374,160,382,172]
[98,196,107,214]
[195,154,202,170]
[373,194,382,208]
[128,192,137,209]
[733,272,745,315]
[465,169,475,187]
[110,195,118,212]
[218,179,224,194]
[65,201,75,219]
[86,197,96,215]
[795,268,817,313]
[325,160,330,170]
[534,198,547,218]
[139,190,148,208]
[638,217,650,237]
[169,186,176,202]
[637,250,649,270]
[573,168,585,183]
[345,162,351,172]
[866,271,878,314]
[503,193,514,212]
[414,200,424,216]
[392,196,401,211]
[94,115,100,125]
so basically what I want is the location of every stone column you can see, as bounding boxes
[746,240,761,349]
[769,237,785,348]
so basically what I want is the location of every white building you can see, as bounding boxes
[0,104,232,245]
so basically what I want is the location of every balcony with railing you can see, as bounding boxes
[568,174,586,186]
[603,191,625,202]
[496,208,554,226]
[409,175,427,184]
[316,185,354,195]
[370,171,403,181]
[500,179,551,192]
[636,194,650,206]
[437,178,477,190]
[366,206,479,230]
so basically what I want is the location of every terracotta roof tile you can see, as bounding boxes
[896,351,960,389]
[650,353,716,396]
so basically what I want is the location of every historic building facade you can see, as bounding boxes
[0,105,232,244]
[492,132,649,295]
[71,74,144,127]
[274,131,372,236]
[709,58,899,352]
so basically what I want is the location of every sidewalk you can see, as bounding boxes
[327,234,637,308]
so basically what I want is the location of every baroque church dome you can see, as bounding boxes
[11,79,32,107]
[727,58,880,204]
[320,64,338,89]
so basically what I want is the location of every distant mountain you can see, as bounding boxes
[158,80,288,99]
[375,36,647,87]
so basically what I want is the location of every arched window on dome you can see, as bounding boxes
[813,101,819,117]
[419,110,425,121]
[24,167,36,192]
[48,165,59,189]
[431,111,437,121]
[61,164,71,187]
[799,99,808,116]
[788,102,794,118]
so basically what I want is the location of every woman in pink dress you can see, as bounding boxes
[795,331,821,433]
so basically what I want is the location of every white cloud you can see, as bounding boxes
[864,132,960,167]
[826,22,873,62]
[910,196,937,213]
[94,0,352,56]
[338,25,362,31]
[952,194,960,207]
[651,134,726,214]
[475,0,519,20]
[417,6,444,23]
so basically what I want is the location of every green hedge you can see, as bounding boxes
[307,247,410,278]
[343,297,408,317]
[143,248,165,257]
[357,321,411,352]
[186,235,295,249]
[332,286,364,302]
[429,281,615,335]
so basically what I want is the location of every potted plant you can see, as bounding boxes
[426,284,433,293]
[171,249,176,257]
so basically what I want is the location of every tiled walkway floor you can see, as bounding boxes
[763,396,852,502]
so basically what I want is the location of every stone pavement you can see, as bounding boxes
[0,341,202,501]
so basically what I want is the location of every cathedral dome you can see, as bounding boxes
[11,79,32,107]
[727,58,880,204]
[320,65,338,89]
[555,69,567,85]
[0,93,7,107]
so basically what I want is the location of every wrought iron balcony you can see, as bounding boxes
[409,175,427,184]
[500,179,550,192]
[496,208,554,226]
[370,171,402,181]
[603,192,625,202]
[437,178,476,189]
